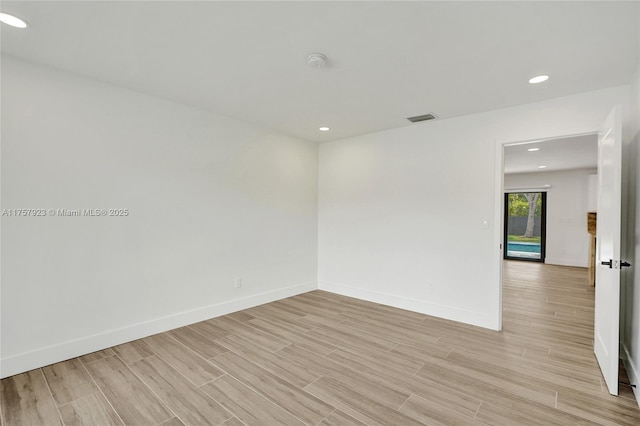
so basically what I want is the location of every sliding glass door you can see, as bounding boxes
[504,192,546,262]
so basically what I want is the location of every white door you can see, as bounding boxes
[594,106,622,396]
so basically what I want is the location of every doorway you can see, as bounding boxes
[497,133,598,329]
[498,128,629,397]
[503,191,547,262]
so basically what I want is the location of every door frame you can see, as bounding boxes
[494,131,599,332]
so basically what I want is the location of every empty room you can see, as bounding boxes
[1,1,640,425]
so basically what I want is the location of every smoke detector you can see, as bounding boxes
[307,53,328,69]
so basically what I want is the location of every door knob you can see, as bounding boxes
[621,261,632,268]
[601,259,613,268]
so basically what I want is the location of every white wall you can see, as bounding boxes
[505,169,596,268]
[2,54,637,386]
[319,86,629,331]
[0,57,319,378]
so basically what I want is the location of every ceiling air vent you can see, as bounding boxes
[407,113,437,123]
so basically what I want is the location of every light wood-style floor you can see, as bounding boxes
[2,261,640,425]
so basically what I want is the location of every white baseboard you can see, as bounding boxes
[544,257,587,268]
[318,280,499,331]
[622,343,640,408]
[1,281,317,379]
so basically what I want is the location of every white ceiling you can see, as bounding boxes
[1,1,639,142]
[504,134,598,174]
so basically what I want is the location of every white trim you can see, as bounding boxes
[318,280,500,331]
[501,132,597,147]
[0,281,317,378]
[504,185,552,193]
[494,140,504,331]
[622,343,640,408]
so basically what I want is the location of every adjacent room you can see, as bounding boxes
[1,1,640,425]
[503,135,598,266]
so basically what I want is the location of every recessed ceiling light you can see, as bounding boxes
[0,12,28,28]
[319,126,330,132]
[527,147,540,152]
[529,75,549,84]
[538,165,547,169]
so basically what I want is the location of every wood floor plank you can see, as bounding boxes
[319,345,482,418]
[216,329,289,354]
[58,393,123,426]
[298,313,347,329]
[448,343,602,395]
[243,302,307,323]
[78,349,116,364]
[556,390,640,426]
[305,325,396,354]
[111,340,154,365]
[278,345,411,411]
[475,395,604,426]
[0,370,63,425]
[330,343,426,374]
[445,349,571,395]
[337,317,439,349]
[188,320,230,340]
[247,314,314,335]
[299,291,427,324]
[389,341,452,364]
[42,358,97,405]
[220,416,245,426]
[210,351,334,424]
[475,400,565,426]
[245,316,337,356]
[223,311,255,322]
[416,353,557,408]
[213,317,290,353]
[340,308,442,339]
[216,336,322,388]
[275,298,346,325]
[200,375,305,426]
[397,394,475,426]
[131,355,232,425]
[305,376,423,426]
[142,333,224,386]
[317,409,367,426]
[159,417,185,426]
[168,326,229,359]
[437,333,527,359]
[83,355,173,425]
